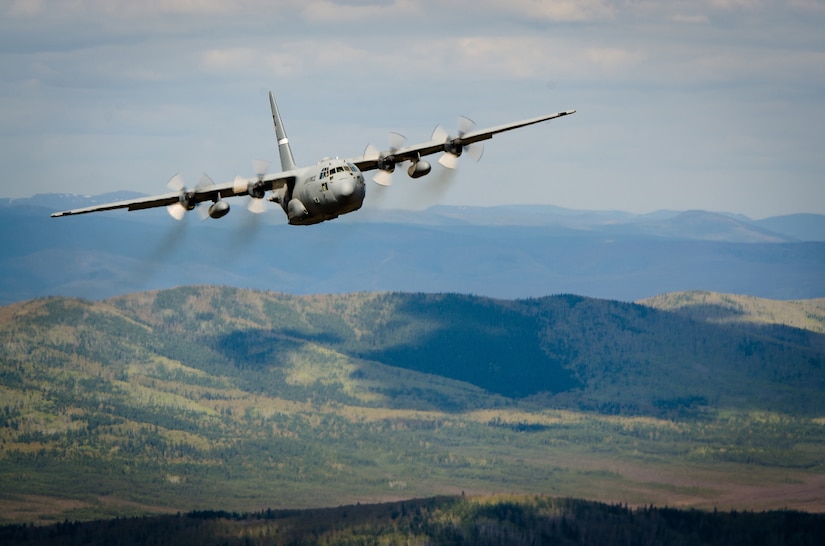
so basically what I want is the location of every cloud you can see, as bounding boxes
[497,0,618,22]
[7,0,43,16]
[707,0,762,9]
[1,0,824,217]
[4,0,239,17]
[669,13,710,23]
[301,0,418,22]
[201,48,259,72]
[788,0,825,12]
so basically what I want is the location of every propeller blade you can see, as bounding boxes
[466,142,484,162]
[197,173,216,190]
[439,153,459,169]
[388,131,406,150]
[166,203,186,221]
[197,204,210,220]
[167,173,185,192]
[247,198,268,214]
[364,144,380,161]
[432,125,449,144]
[253,159,270,179]
[373,170,393,186]
[457,115,475,135]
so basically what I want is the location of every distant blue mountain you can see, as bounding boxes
[1,194,823,305]
[754,213,825,242]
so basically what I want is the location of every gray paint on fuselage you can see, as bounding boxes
[282,159,366,225]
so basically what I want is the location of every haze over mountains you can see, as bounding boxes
[2,193,824,305]
[2,193,825,522]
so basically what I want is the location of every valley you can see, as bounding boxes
[1,287,824,523]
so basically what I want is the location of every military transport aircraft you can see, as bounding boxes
[52,92,575,226]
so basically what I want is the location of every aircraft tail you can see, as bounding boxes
[269,91,297,172]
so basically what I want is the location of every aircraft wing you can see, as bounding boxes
[350,109,576,172]
[51,171,295,218]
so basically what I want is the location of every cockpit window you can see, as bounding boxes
[348,162,359,173]
[336,166,344,173]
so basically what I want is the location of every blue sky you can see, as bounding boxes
[1,0,823,218]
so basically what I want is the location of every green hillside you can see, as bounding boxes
[99,287,825,415]
[641,290,825,334]
[1,287,824,522]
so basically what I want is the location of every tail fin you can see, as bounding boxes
[269,91,297,172]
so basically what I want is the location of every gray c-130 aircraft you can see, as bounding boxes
[52,92,575,225]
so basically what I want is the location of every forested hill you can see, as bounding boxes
[3,495,825,546]
[3,287,825,522]
[4,286,824,416]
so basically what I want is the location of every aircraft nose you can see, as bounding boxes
[335,178,355,199]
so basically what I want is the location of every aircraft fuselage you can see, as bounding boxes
[276,158,367,225]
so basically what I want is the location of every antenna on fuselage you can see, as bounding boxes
[269,91,297,172]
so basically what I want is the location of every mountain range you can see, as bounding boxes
[1,287,824,522]
[2,193,824,305]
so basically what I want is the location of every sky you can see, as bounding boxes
[1,0,824,219]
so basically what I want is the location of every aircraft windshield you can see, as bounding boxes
[320,162,358,180]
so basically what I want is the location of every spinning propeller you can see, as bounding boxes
[166,172,232,221]
[249,160,270,213]
[231,159,271,214]
[432,116,484,169]
[364,132,406,186]
[363,115,484,188]
[165,174,200,220]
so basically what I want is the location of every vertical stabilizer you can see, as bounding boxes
[269,91,297,172]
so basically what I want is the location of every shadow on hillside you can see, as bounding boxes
[662,303,825,353]
[670,303,746,322]
[211,329,304,371]
[179,292,825,417]
[352,295,580,399]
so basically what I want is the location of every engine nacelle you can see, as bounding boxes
[248,180,266,199]
[208,200,230,219]
[179,191,197,210]
[443,138,463,157]
[407,160,431,179]
[377,156,396,173]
